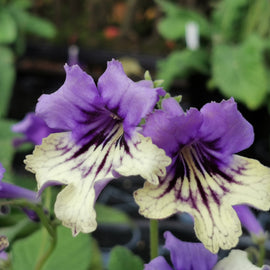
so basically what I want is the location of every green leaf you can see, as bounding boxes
[108,246,144,270]
[0,11,17,44]
[0,118,16,175]
[0,46,15,117]
[211,35,267,110]
[156,0,211,40]
[96,203,131,225]
[212,0,249,42]
[12,226,98,270]
[20,13,56,39]
[157,49,209,89]
[0,216,39,243]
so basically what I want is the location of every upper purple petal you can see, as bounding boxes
[143,98,202,157]
[36,60,163,144]
[164,231,218,270]
[36,64,102,131]
[144,256,173,270]
[198,98,254,158]
[98,59,162,137]
[143,98,254,165]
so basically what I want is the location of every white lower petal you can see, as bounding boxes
[213,250,261,270]
[134,154,270,253]
[55,181,97,235]
[25,127,171,234]
[116,133,171,185]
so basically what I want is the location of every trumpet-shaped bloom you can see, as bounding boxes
[24,60,171,235]
[12,112,59,147]
[145,231,270,270]
[134,98,270,253]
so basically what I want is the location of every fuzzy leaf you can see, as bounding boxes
[12,226,98,270]
[157,49,209,89]
[108,246,144,270]
[211,35,267,110]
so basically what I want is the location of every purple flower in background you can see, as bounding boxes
[0,163,40,222]
[145,231,270,270]
[134,98,270,253]
[12,112,59,147]
[233,205,264,237]
[24,59,171,236]
[145,231,217,270]
[0,163,38,203]
[0,235,9,262]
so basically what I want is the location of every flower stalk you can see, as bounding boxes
[150,219,159,260]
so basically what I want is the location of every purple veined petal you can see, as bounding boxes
[135,152,270,253]
[233,205,264,236]
[98,59,163,137]
[198,98,254,165]
[25,127,170,235]
[144,256,173,270]
[213,250,263,270]
[36,64,103,132]
[143,99,202,157]
[164,231,217,270]
[134,98,270,253]
[12,113,60,147]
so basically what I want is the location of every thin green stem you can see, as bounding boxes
[34,230,57,270]
[150,219,159,260]
[258,241,266,267]
[0,199,55,238]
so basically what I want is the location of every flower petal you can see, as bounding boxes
[233,205,264,236]
[36,64,102,131]
[134,154,270,253]
[25,125,170,233]
[98,59,162,135]
[213,250,262,270]
[12,113,59,146]
[164,231,217,270]
[55,180,97,235]
[116,133,171,185]
[144,256,173,270]
[198,98,254,160]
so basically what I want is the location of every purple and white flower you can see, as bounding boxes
[134,98,270,253]
[145,231,270,270]
[24,59,171,236]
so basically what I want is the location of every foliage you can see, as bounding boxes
[156,0,270,110]
[0,0,56,117]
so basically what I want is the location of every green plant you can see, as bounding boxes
[0,0,56,117]
[156,0,270,111]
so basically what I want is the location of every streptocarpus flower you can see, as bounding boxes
[24,60,171,235]
[145,231,270,270]
[134,97,270,253]
[12,112,59,147]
